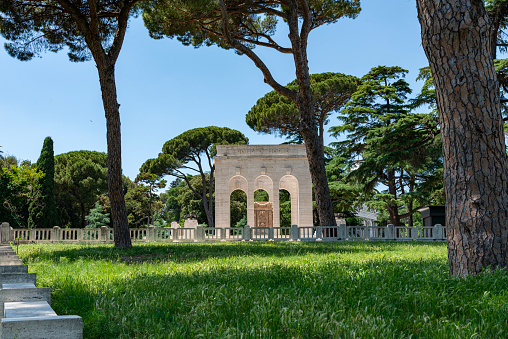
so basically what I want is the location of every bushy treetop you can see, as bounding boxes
[142,126,248,176]
[0,0,143,62]
[143,0,360,54]
[246,72,359,141]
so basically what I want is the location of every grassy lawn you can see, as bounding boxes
[15,241,508,338]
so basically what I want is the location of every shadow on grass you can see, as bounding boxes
[46,255,508,339]
[19,240,446,265]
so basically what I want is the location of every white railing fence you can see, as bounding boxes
[0,222,446,244]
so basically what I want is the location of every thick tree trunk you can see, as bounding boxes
[298,100,337,226]
[417,0,508,276]
[97,65,132,248]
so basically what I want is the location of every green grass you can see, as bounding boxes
[15,241,508,338]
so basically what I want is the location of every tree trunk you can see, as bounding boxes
[81,202,86,228]
[387,169,400,225]
[298,100,336,226]
[97,64,132,248]
[417,0,508,276]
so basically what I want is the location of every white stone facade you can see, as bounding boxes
[214,145,313,228]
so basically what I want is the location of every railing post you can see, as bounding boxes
[434,224,443,241]
[148,226,155,242]
[243,225,251,241]
[386,224,394,240]
[196,226,204,242]
[100,226,108,243]
[291,224,299,241]
[1,223,11,244]
[268,227,274,240]
[174,227,180,241]
[338,224,346,240]
[364,226,370,240]
[29,229,36,242]
[315,226,323,241]
[220,227,226,241]
[52,226,60,242]
[412,226,419,240]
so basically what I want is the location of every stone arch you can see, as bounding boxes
[253,175,273,202]
[223,175,249,228]
[214,145,313,228]
[228,175,248,195]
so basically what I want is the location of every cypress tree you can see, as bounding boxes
[29,137,58,228]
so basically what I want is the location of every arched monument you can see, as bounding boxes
[214,145,313,228]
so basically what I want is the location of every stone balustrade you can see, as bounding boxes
[1,222,447,244]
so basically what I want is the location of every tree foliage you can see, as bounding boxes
[0,0,145,247]
[0,163,43,227]
[85,201,110,229]
[246,72,359,144]
[54,150,108,228]
[28,137,58,228]
[330,66,442,225]
[141,126,248,227]
[142,0,361,227]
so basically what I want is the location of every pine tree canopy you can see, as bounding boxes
[246,72,359,142]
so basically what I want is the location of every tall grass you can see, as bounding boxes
[16,241,508,338]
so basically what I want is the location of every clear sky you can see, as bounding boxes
[0,0,428,181]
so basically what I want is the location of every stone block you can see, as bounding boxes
[0,255,19,261]
[0,284,51,316]
[4,301,56,318]
[0,252,16,256]
[0,260,23,266]
[0,266,28,274]
[0,273,36,285]
[0,315,83,339]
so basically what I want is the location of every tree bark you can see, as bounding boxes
[288,0,336,227]
[97,65,132,248]
[417,0,508,276]
[81,202,86,228]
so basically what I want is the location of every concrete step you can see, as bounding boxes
[0,284,51,316]
[4,301,56,318]
[0,274,36,285]
[0,315,83,339]
[0,260,23,267]
[0,266,28,274]
[0,253,16,257]
[0,255,20,263]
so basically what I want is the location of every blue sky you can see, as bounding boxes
[0,0,428,181]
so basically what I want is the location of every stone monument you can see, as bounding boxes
[214,145,313,228]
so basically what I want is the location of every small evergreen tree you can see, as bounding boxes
[85,202,110,229]
[28,137,58,228]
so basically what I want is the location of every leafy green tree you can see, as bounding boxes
[142,0,361,227]
[160,179,183,223]
[29,137,58,228]
[85,202,110,229]
[330,66,441,225]
[176,175,209,225]
[0,0,148,247]
[133,172,167,225]
[0,164,43,227]
[247,73,358,144]
[54,151,108,228]
[141,126,248,227]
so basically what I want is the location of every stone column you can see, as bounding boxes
[247,186,255,229]
[272,186,280,228]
